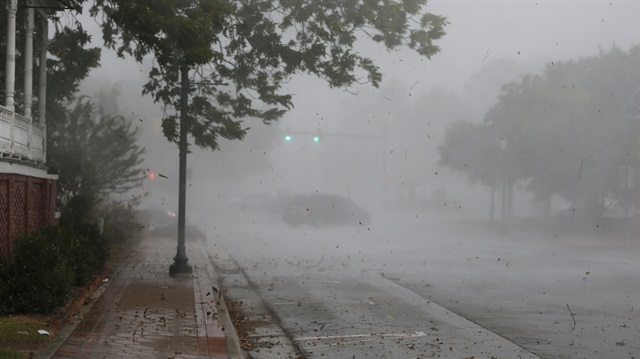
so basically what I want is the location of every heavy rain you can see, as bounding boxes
[0,1,638,358]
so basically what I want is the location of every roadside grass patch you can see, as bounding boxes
[0,315,52,344]
[0,348,27,359]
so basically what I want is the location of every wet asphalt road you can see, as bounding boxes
[201,211,639,359]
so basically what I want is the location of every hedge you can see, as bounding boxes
[0,223,109,315]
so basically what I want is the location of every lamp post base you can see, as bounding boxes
[169,256,192,276]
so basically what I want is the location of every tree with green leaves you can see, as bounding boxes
[491,46,639,220]
[83,0,447,272]
[1,6,146,213]
[49,97,145,206]
[438,119,507,221]
[87,0,448,150]
[439,45,640,223]
[439,120,500,188]
[42,24,102,131]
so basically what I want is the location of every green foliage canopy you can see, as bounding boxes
[87,0,448,151]
[49,97,145,205]
[439,45,640,218]
[0,6,145,235]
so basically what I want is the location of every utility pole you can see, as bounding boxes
[169,65,192,276]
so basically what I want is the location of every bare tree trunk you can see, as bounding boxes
[507,182,514,219]
[490,183,495,222]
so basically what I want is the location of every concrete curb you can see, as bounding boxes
[192,243,245,359]
[205,244,303,359]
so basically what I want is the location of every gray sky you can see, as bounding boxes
[416,0,638,89]
[83,1,640,92]
[281,1,639,108]
[76,1,639,204]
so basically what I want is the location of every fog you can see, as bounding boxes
[77,1,638,221]
[71,1,640,357]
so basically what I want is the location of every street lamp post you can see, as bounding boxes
[169,64,193,276]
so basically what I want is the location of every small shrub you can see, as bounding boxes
[60,193,96,228]
[0,259,11,313]
[80,223,110,275]
[0,192,123,314]
[97,200,141,244]
[58,194,111,284]
[46,225,109,286]
[0,222,110,314]
[0,229,73,314]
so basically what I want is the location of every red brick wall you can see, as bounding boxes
[0,173,56,258]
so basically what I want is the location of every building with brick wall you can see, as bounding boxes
[0,0,73,257]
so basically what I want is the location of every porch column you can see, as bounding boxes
[5,0,18,112]
[38,12,49,161]
[25,8,35,158]
[24,8,35,119]
[38,15,48,125]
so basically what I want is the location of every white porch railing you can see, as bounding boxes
[0,105,45,163]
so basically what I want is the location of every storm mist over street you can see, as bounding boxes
[202,210,638,358]
[81,1,639,220]
[71,1,639,358]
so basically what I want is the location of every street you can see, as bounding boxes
[201,210,639,359]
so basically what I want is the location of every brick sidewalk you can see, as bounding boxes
[42,236,236,359]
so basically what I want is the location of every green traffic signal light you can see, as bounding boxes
[285,135,292,141]
[313,136,320,142]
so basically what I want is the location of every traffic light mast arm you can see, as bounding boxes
[319,132,384,140]
[278,130,383,140]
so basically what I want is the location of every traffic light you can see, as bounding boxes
[282,128,323,142]
[143,169,156,179]
[313,128,322,143]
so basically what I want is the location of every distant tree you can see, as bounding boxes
[440,45,640,221]
[497,46,638,218]
[489,74,589,203]
[49,97,145,206]
[439,120,500,187]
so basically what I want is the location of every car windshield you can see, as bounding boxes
[1,2,637,359]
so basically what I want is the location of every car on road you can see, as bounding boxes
[227,192,274,214]
[149,223,207,242]
[141,206,207,241]
[282,193,371,227]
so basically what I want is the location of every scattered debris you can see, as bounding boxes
[566,304,576,331]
